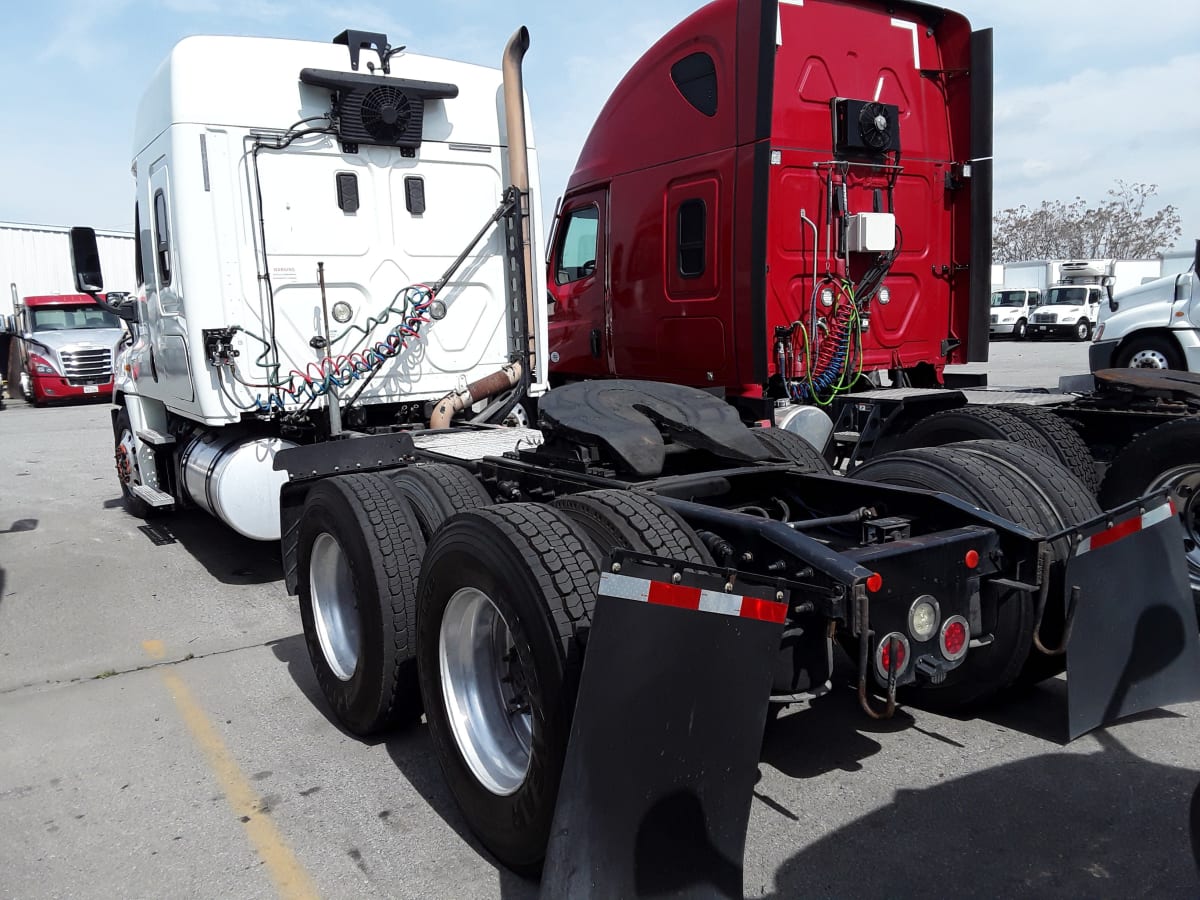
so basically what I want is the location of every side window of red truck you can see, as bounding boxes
[555,205,599,285]
[677,199,706,278]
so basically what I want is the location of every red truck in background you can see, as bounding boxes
[6,294,126,406]
[547,0,990,421]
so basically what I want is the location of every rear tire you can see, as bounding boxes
[297,473,426,736]
[387,463,492,538]
[417,504,599,873]
[1100,418,1200,609]
[948,440,1102,685]
[850,446,1044,707]
[553,489,715,566]
[896,406,1058,462]
[998,405,1100,495]
[752,428,833,473]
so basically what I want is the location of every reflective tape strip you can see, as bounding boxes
[1075,500,1177,556]
[597,572,787,624]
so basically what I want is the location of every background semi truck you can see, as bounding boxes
[67,0,1199,878]
[4,294,126,406]
[1092,240,1200,372]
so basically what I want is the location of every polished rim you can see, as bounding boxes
[1130,348,1170,369]
[439,587,533,796]
[1147,466,1200,592]
[309,532,360,681]
[1076,322,1090,339]
[116,427,141,489]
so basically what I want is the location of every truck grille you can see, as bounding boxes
[61,349,113,384]
[1033,313,1057,324]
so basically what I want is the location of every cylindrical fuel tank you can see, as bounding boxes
[179,431,298,541]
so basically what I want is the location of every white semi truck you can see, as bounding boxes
[68,4,1199,880]
[1092,241,1200,372]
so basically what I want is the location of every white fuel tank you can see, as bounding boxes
[179,431,297,541]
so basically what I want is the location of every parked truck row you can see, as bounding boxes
[63,0,1199,879]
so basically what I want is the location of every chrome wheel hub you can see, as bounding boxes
[309,532,360,681]
[439,587,533,796]
[1130,349,1170,369]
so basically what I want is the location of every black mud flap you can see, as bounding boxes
[1065,492,1200,739]
[540,556,787,899]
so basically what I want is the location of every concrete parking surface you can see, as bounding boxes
[2,340,1198,899]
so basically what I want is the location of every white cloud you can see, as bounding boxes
[993,53,1200,246]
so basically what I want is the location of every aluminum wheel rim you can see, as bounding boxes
[1147,465,1200,592]
[309,532,360,681]
[1130,348,1170,369]
[439,587,533,796]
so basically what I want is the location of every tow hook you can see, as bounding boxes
[915,656,949,685]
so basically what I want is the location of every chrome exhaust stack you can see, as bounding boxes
[502,26,536,379]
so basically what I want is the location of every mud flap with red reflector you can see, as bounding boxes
[1065,492,1200,739]
[540,556,788,899]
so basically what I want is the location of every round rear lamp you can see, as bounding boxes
[940,616,969,661]
[820,288,835,308]
[875,632,910,680]
[878,286,891,305]
[908,596,940,642]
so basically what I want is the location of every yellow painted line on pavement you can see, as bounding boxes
[147,643,319,900]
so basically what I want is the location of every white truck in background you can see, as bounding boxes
[1029,261,1109,341]
[988,287,1040,339]
[1092,241,1200,372]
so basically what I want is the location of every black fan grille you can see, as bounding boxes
[857,102,893,150]
[336,86,425,148]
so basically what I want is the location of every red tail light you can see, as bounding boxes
[940,616,969,661]
[874,632,910,680]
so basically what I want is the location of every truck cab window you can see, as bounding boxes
[153,189,172,286]
[555,205,599,285]
[677,199,706,278]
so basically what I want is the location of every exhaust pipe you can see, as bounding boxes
[429,27,534,432]
[429,362,522,429]
[502,26,537,379]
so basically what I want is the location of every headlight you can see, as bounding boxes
[29,353,58,375]
[908,596,940,642]
[1059,315,1076,323]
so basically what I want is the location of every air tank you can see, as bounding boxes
[179,431,297,541]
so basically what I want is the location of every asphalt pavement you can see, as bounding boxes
[2,339,1198,899]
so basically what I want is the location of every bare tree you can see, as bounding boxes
[992,181,1182,262]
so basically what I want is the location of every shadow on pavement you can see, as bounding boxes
[121,508,283,585]
[762,734,1200,898]
[269,632,537,898]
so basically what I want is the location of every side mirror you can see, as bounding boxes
[1102,275,1118,313]
[70,227,104,293]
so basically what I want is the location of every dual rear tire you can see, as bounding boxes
[296,472,708,871]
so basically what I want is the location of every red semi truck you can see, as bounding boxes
[6,294,125,406]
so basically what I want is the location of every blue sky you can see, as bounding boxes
[1,0,1195,251]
